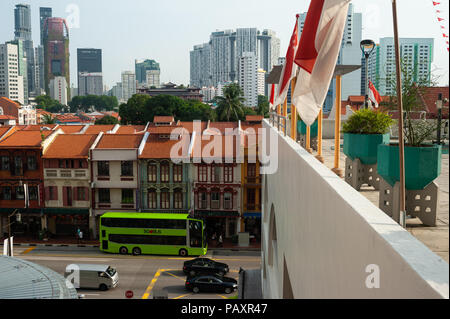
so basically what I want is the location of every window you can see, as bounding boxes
[0,187,11,200]
[224,192,233,210]
[247,164,256,177]
[0,156,9,170]
[15,186,24,200]
[224,165,233,183]
[121,161,133,177]
[173,165,183,183]
[211,165,221,183]
[101,218,186,229]
[76,187,87,201]
[98,161,109,176]
[198,165,208,182]
[247,189,256,210]
[29,186,38,201]
[160,190,170,209]
[27,156,37,170]
[160,162,169,183]
[47,186,58,201]
[98,189,110,203]
[174,190,183,209]
[109,234,186,246]
[211,191,220,209]
[148,163,157,182]
[122,189,134,204]
[148,189,157,209]
[198,191,207,209]
[14,156,23,176]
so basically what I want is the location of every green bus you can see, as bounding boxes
[99,213,207,257]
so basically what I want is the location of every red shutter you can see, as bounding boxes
[73,187,78,201]
[84,187,89,201]
[54,186,58,200]
[62,187,68,206]
[44,160,49,168]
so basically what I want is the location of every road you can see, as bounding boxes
[8,246,261,300]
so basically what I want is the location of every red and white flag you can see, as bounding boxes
[275,16,300,106]
[292,0,350,125]
[269,83,277,110]
[368,81,381,108]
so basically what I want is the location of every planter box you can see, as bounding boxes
[344,133,390,165]
[298,120,318,138]
[377,144,442,190]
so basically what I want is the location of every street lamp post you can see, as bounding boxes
[360,39,376,109]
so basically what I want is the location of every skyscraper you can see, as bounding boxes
[39,7,52,46]
[43,18,70,99]
[77,48,103,96]
[36,7,52,94]
[14,4,35,98]
[121,71,136,102]
[239,52,258,107]
[190,28,280,89]
[135,59,160,86]
[0,43,25,105]
[366,38,434,96]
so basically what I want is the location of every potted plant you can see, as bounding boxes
[376,61,443,226]
[342,108,393,190]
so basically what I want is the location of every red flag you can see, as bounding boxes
[438,17,445,21]
[433,1,441,5]
[368,81,381,108]
[292,0,351,125]
[270,84,276,106]
[275,16,300,106]
[444,33,449,38]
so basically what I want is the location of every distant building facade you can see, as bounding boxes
[0,43,25,105]
[121,71,136,102]
[77,48,103,96]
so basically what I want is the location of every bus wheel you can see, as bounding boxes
[179,249,188,257]
[119,247,128,255]
[132,247,141,256]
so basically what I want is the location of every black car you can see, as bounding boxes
[183,258,229,277]
[185,275,238,294]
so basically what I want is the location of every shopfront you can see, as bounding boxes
[44,208,90,238]
[0,208,43,240]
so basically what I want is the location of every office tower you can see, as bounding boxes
[14,4,35,98]
[49,76,68,105]
[7,39,28,104]
[40,7,52,45]
[121,71,136,102]
[35,45,45,95]
[366,38,434,96]
[77,48,103,96]
[239,52,259,107]
[0,43,25,104]
[135,59,160,85]
[43,18,70,99]
[145,70,160,88]
[190,28,280,88]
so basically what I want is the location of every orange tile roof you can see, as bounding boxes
[0,130,53,148]
[153,116,175,123]
[245,115,264,122]
[207,122,239,134]
[58,125,86,134]
[96,134,143,149]
[21,124,58,131]
[178,121,207,133]
[191,134,241,160]
[116,125,146,134]
[139,134,189,159]
[43,134,97,159]
[84,125,116,134]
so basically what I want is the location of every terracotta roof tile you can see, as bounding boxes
[0,130,52,148]
[43,134,97,159]
[139,134,189,159]
[96,134,143,149]
[116,125,146,134]
[58,125,86,134]
[153,116,175,123]
[84,125,116,134]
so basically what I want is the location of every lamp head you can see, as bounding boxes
[360,39,376,58]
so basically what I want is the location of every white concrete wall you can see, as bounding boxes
[261,119,449,299]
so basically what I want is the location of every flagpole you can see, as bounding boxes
[290,77,297,140]
[316,109,324,162]
[392,0,406,227]
[332,75,343,177]
[283,98,288,135]
[306,125,312,153]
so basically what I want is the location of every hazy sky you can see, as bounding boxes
[1,0,449,89]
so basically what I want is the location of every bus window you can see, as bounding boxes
[189,220,202,248]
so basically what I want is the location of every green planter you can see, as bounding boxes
[298,120,318,138]
[343,133,390,165]
[377,144,442,190]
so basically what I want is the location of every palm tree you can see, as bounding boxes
[41,113,57,124]
[215,83,245,121]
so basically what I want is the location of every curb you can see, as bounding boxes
[12,243,100,248]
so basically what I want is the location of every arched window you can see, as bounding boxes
[160,188,170,209]
[148,162,157,182]
[148,188,157,209]
[173,188,183,209]
[160,161,170,183]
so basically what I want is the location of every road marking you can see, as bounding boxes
[165,271,185,282]
[21,247,36,255]
[172,293,191,300]
[216,294,228,299]
[142,268,163,299]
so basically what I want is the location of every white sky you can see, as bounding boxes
[1,0,449,88]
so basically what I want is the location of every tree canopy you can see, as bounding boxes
[68,95,118,113]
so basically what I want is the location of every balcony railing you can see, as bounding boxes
[45,169,88,179]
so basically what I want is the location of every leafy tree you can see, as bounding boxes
[35,95,64,113]
[214,83,245,121]
[256,95,270,118]
[119,94,150,125]
[95,115,119,125]
[69,95,118,113]
[41,113,57,124]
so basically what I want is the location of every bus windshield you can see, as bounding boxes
[189,220,203,248]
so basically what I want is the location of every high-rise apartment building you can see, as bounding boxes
[135,59,160,85]
[14,4,35,98]
[121,71,136,102]
[190,28,280,89]
[43,18,70,99]
[365,37,434,96]
[0,43,25,105]
[145,69,160,88]
[77,48,103,96]
[49,76,68,105]
[7,39,28,104]
[239,52,258,107]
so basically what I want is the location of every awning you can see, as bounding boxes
[44,208,90,216]
[0,208,43,215]
[193,211,240,218]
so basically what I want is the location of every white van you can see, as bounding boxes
[65,264,119,291]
